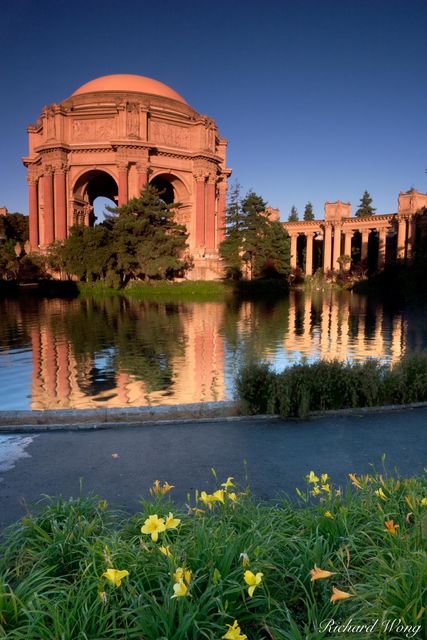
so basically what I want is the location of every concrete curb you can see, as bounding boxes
[0,400,427,433]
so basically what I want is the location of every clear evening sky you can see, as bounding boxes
[1,0,426,220]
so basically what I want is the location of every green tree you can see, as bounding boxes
[288,206,299,222]
[303,202,314,221]
[355,190,376,217]
[218,181,243,279]
[107,186,189,286]
[219,188,291,280]
[1,213,29,243]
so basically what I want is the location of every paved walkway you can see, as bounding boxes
[0,408,426,529]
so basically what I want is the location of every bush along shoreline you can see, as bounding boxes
[236,353,427,417]
[0,471,425,638]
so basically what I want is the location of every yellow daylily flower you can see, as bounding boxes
[159,545,173,557]
[173,567,191,584]
[384,519,399,535]
[239,552,250,567]
[199,491,216,509]
[228,492,238,503]
[243,570,263,597]
[306,471,319,484]
[310,565,336,581]
[324,511,334,519]
[420,497,427,506]
[187,506,205,515]
[348,473,362,489]
[222,619,248,640]
[149,480,175,496]
[310,485,321,496]
[375,488,387,501]
[212,489,225,503]
[330,586,354,602]
[221,477,235,490]
[171,580,188,598]
[321,473,329,484]
[141,514,166,542]
[165,512,181,530]
[102,568,129,587]
[321,483,331,493]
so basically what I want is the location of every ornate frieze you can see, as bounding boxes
[151,121,190,149]
[72,118,116,142]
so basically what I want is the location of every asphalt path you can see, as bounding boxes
[0,408,426,529]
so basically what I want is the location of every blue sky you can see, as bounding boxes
[1,0,426,220]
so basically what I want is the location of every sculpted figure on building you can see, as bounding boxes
[23,74,231,279]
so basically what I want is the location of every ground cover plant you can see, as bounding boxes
[236,353,427,417]
[0,470,426,639]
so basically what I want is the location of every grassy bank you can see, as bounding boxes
[0,471,425,638]
[236,353,427,417]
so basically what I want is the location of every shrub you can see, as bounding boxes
[235,362,276,414]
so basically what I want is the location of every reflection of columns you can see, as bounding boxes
[407,216,417,258]
[323,224,332,272]
[118,163,128,207]
[344,231,352,270]
[217,180,227,245]
[397,217,406,260]
[206,176,216,251]
[305,232,313,275]
[43,166,54,245]
[290,234,297,268]
[378,228,387,269]
[56,341,71,400]
[332,225,341,270]
[54,167,67,241]
[28,176,39,248]
[361,230,369,262]
[195,174,206,247]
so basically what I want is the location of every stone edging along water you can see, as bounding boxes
[0,400,427,433]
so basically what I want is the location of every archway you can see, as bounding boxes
[72,170,118,226]
[150,175,175,204]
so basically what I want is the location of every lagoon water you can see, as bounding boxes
[0,291,426,410]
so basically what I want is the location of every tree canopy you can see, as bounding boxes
[219,183,291,279]
[288,206,299,222]
[303,202,314,221]
[355,190,376,217]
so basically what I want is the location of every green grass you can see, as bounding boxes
[77,280,230,302]
[0,471,426,639]
[236,353,427,417]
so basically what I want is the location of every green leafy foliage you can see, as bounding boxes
[219,184,291,280]
[355,190,376,217]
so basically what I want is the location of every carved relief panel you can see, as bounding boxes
[72,118,116,142]
[126,103,140,138]
[151,121,190,149]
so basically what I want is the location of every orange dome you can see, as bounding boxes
[72,74,188,104]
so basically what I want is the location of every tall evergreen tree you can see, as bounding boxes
[303,202,314,221]
[219,181,243,279]
[288,206,299,222]
[355,190,376,217]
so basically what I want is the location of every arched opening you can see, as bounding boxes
[72,170,118,226]
[150,176,175,204]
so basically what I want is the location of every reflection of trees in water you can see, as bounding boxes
[0,298,38,350]
[60,297,187,395]
[221,298,290,366]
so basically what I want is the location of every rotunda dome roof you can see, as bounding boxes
[72,74,188,104]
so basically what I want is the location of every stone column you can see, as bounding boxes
[361,230,369,262]
[323,224,332,272]
[407,216,417,258]
[205,175,216,251]
[305,232,313,275]
[397,217,406,260]
[332,225,341,270]
[43,166,54,245]
[118,163,128,207]
[344,231,352,270]
[290,233,298,269]
[378,228,387,269]
[28,175,39,248]
[195,174,206,248]
[54,166,67,241]
[217,180,227,245]
[137,162,149,192]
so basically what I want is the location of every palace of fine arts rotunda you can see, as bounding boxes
[23,73,231,279]
[22,72,427,279]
